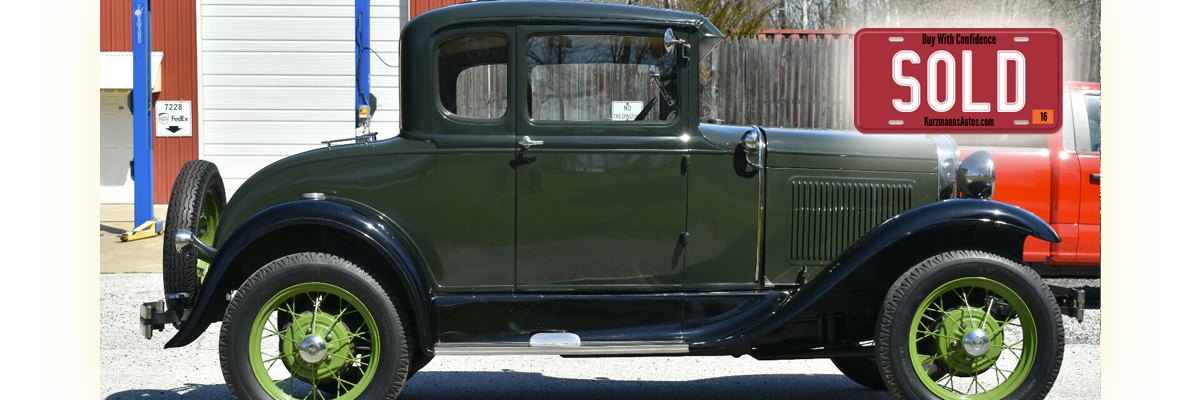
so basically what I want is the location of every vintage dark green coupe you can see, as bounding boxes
[139,2,1082,399]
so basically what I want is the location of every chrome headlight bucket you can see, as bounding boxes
[930,135,959,200]
[957,150,996,200]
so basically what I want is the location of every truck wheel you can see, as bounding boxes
[876,250,1063,400]
[220,253,410,400]
[162,159,225,322]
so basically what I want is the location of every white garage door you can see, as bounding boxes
[200,0,406,195]
[100,90,135,203]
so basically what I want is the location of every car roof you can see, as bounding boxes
[403,1,721,42]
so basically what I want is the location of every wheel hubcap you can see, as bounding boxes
[297,335,328,363]
[963,329,990,357]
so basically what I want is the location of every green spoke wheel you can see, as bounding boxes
[221,253,411,400]
[876,251,1063,400]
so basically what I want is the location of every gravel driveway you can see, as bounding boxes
[102,274,1099,399]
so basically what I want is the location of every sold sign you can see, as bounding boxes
[854,28,1062,134]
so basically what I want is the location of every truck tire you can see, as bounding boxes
[876,250,1063,400]
[162,159,225,323]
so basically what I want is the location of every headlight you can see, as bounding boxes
[957,150,996,200]
[930,135,958,200]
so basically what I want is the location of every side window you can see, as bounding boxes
[438,35,508,119]
[1085,94,1101,152]
[526,34,678,122]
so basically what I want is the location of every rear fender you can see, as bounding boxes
[164,199,434,352]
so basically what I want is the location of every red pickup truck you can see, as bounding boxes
[953,82,1101,277]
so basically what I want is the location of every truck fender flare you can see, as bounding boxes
[164,199,434,350]
[692,198,1059,351]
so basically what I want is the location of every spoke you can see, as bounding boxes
[316,380,327,400]
[931,298,947,314]
[1001,339,1025,350]
[1005,345,1023,360]
[958,289,972,309]
[983,351,1003,383]
[995,314,1023,332]
[262,353,286,364]
[266,356,281,373]
[283,301,301,320]
[329,352,372,368]
[307,363,318,399]
[321,305,358,337]
[331,372,356,393]
[982,297,995,331]
[282,368,297,396]
[262,331,281,340]
[920,313,938,332]
[917,330,956,341]
[971,372,981,394]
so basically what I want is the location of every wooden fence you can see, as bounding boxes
[704,34,855,129]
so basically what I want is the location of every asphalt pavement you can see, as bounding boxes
[97,207,1102,399]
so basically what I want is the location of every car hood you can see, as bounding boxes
[697,124,937,173]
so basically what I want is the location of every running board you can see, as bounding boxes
[435,333,689,356]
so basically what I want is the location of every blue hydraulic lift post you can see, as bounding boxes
[131,0,154,226]
[356,0,370,128]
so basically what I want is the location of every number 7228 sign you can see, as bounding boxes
[853,28,1062,134]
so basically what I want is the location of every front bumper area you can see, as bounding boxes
[139,299,181,339]
[1047,284,1086,322]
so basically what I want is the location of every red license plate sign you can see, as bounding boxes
[854,28,1062,134]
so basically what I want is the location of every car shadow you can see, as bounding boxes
[104,371,889,400]
[401,370,889,400]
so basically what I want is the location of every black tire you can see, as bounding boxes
[876,250,1063,400]
[162,159,225,322]
[831,355,886,390]
[220,253,410,400]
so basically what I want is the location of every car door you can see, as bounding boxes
[1073,91,1101,264]
[415,28,518,291]
[513,26,690,292]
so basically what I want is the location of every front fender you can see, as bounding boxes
[691,198,1058,350]
[164,199,434,351]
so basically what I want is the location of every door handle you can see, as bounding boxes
[519,135,544,150]
[1089,173,1100,183]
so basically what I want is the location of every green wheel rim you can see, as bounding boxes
[195,188,220,284]
[249,282,381,399]
[908,277,1037,399]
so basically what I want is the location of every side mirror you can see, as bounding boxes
[664,28,686,54]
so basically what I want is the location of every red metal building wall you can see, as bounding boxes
[410,0,472,19]
[101,0,198,204]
